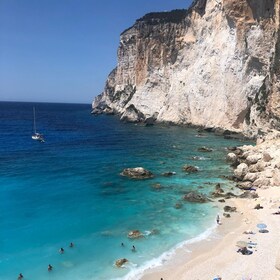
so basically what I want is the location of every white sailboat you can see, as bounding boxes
[32,107,45,142]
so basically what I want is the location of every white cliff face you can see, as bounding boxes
[93,0,280,137]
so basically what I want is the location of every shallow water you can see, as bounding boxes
[0,102,250,279]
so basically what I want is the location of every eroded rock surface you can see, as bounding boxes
[93,0,280,138]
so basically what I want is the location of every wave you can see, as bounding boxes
[191,156,211,160]
[113,222,218,280]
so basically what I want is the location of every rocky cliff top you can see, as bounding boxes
[93,0,280,138]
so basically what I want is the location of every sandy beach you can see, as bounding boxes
[140,138,280,280]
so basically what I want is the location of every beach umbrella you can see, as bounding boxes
[236,241,248,248]
[257,223,267,229]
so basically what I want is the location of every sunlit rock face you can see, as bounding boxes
[92,0,280,137]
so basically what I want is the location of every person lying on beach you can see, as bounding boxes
[243,230,254,234]
[272,210,280,215]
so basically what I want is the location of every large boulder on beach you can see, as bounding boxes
[120,167,153,179]
[224,205,237,212]
[239,191,259,199]
[236,182,253,190]
[263,168,274,178]
[182,165,199,173]
[248,162,266,173]
[252,177,271,188]
[127,230,144,239]
[271,169,280,186]
[115,258,128,267]
[263,151,273,162]
[234,163,249,180]
[243,172,258,182]
[246,154,261,165]
[227,153,237,163]
[183,191,209,203]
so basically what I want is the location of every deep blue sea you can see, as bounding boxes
[0,102,248,280]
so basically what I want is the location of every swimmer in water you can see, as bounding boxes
[59,247,65,254]
[48,264,53,271]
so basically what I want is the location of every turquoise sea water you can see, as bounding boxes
[0,102,248,280]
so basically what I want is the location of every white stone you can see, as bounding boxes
[227,153,237,162]
[243,172,258,182]
[246,154,261,164]
[234,163,249,179]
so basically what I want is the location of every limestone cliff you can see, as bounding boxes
[92,0,280,137]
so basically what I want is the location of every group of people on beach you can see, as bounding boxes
[17,242,74,279]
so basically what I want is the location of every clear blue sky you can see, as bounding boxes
[0,0,192,104]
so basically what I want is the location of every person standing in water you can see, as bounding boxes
[69,242,74,248]
[18,273,24,279]
[216,214,220,225]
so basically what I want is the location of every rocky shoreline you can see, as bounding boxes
[140,131,280,280]
[227,130,280,191]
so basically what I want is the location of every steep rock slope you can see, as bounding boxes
[93,0,280,137]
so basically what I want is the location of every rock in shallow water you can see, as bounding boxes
[127,230,144,239]
[197,146,213,152]
[183,191,210,203]
[234,163,249,180]
[182,165,199,173]
[115,258,128,267]
[120,167,153,179]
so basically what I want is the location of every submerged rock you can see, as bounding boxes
[211,183,225,197]
[151,183,163,190]
[174,202,183,209]
[182,165,199,173]
[183,191,210,203]
[197,146,213,152]
[127,230,144,239]
[120,167,153,179]
[115,258,128,267]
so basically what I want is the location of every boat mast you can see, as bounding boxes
[33,107,36,134]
